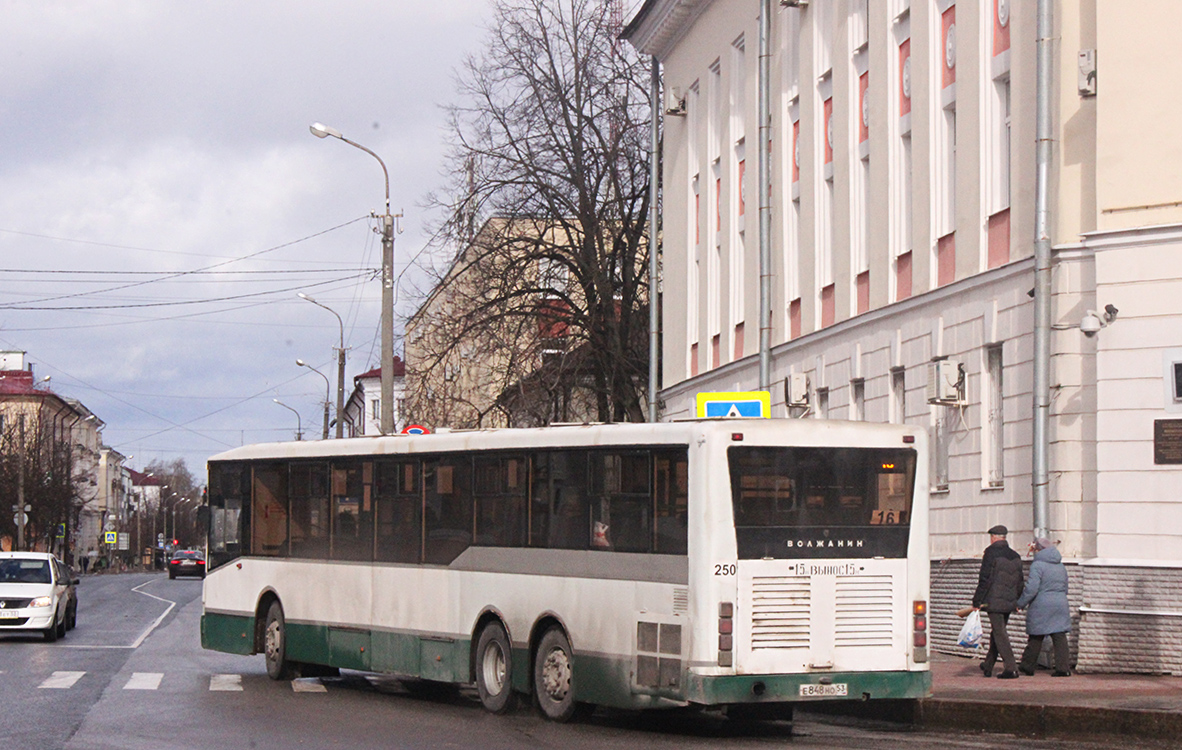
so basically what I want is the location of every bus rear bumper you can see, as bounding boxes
[683,669,932,706]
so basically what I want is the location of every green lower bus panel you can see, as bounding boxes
[201,612,255,655]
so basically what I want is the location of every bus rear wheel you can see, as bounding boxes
[263,601,297,680]
[476,622,517,714]
[534,627,581,722]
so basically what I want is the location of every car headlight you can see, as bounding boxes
[28,596,53,608]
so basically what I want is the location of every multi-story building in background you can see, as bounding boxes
[405,218,600,429]
[0,351,104,563]
[342,356,407,436]
[625,0,1182,672]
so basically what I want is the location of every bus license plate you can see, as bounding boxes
[799,683,847,698]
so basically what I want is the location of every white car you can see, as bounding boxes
[0,552,77,642]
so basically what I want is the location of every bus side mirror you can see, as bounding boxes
[196,505,210,530]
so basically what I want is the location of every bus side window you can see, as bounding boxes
[590,452,651,553]
[474,455,527,547]
[535,451,590,550]
[331,463,369,562]
[251,464,288,557]
[423,457,472,565]
[289,463,330,560]
[654,451,689,555]
[375,460,421,563]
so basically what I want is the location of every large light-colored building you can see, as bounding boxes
[0,352,105,562]
[405,218,597,429]
[625,0,1182,672]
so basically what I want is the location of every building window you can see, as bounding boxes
[984,344,1004,487]
[815,387,830,419]
[935,3,957,286]
[851,379,866,421]
[893,20,913,296]
[890,366,906,424]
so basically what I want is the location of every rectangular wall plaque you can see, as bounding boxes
[1153,419,1182,464]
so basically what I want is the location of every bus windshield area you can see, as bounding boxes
[728,446,917,559]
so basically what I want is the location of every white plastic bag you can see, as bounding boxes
[957,609,983,648]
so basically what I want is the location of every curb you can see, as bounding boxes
[917,699,1182,742]
[807,698,1182,742]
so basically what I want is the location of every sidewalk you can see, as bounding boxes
[916,651,1182,741]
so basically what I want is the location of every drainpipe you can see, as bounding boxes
[1032,0,1053,538]
[757,0,773,391]
[648,55,661,423]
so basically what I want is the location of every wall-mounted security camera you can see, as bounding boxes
[1079,311,1103,337]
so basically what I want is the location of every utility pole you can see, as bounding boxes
[16,415,26,551]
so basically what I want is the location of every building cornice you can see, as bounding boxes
[621,0,712,60]
[1080,221,1182,250]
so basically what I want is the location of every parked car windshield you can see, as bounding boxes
[0,559,52,584]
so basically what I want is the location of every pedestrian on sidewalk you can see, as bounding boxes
[1017,537,1072,677]
[973,524,1024,679]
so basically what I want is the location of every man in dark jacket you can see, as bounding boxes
[972,524,1025,678]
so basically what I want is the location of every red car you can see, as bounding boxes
[168,550,206,579]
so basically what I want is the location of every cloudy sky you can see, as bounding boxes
[0,0,493,476]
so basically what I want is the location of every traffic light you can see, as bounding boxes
[172,539,179,547]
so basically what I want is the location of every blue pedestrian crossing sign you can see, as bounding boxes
[696,391,771,419]
[104,531,117,545]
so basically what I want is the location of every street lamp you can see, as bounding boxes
[296,359,332,440]
[310,122,396,434]
[172,497,196,548]
[273,399,303,441]
[297,292,346,438]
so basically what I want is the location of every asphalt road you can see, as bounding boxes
[1,572,1118,750]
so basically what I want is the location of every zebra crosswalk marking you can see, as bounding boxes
[209,673,243,691]
[124,672,164,690]
[292,678,328,693]
[39,671,86,689]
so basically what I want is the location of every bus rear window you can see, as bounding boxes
[728,446,916,559]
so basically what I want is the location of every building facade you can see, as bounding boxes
[625,0,1182,672]
[0,352,105,563]
[342,357,407,437]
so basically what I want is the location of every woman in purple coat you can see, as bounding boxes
[1016,538,1072,676]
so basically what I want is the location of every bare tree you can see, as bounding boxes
[409,0,652,426]
[0,412,82,555]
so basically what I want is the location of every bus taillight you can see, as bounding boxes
[912,600,928,662]
[718,602,734,667]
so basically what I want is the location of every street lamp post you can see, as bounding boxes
[273,399,303,441]
[297,293,346,438]
[309,122,396,434]
[173,498,196,548]
[296,358,332,440]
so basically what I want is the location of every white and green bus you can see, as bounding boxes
[201,419,930,720]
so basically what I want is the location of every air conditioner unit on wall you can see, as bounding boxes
[926,360,965,405]
[785,373,809,407]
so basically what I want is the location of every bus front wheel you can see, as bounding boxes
[475,622,517,714]
[534,627,580,722]
[263,601,297,680]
